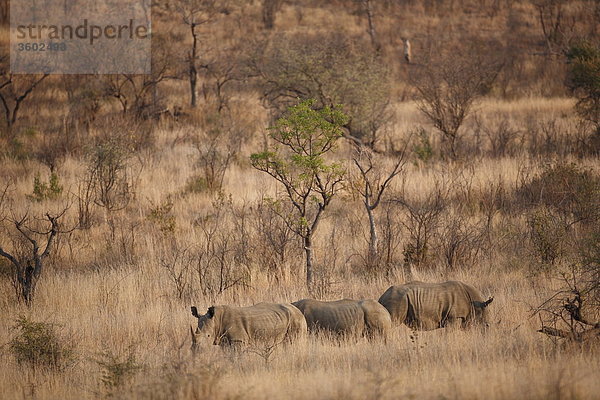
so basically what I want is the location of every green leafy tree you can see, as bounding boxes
[567,42,600,133]
[251,100,348,289]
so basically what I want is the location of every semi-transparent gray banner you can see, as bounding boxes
[11,0,151,74]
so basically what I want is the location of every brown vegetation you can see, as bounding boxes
[0,1,599,399]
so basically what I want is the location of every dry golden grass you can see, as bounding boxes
[1,1,600,397]
[0,261,598,399]
[1,94,599,399]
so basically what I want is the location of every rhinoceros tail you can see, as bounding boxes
[483,297,494,307]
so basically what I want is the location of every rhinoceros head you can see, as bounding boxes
[191,306,217,344]
[471,297,494,324]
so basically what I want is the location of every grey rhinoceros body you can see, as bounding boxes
[191,302,307,346]
[292,299,391,339]
[378,281,493,331]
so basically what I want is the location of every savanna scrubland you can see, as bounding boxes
[0,0,600,399]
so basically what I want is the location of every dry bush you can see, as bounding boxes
[262,0,283,29]
[94,346,143,397]
[102,214,143,266]
[312,226,343,299]
[61,76,105,139]
[147,197,177,236]
[474,116,520,158]
[527,206,568,270]
[533,0,597,57]
[135,356,225,400]
[410,41,503,159]
[1,2,600,399]
[101,33,175,119]
[189,109,247,193]
[437,213,487,271]
[395,186,447,271]
[84,137,136,213]
[250,32,391,148]
[252,200,299,281]
[10,316,75,370]
[566,41,600,134]
[160,242,196,302]
[516,162,600,226]
[377,201,405,274]
[524,117,581,157]
[33,130,71,174]
[193,195,252,297]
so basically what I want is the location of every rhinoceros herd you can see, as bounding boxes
[190,280,493,346]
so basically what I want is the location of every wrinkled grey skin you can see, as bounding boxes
[190,302,307,346]
[378,281,493,331]
[291,299,391,339]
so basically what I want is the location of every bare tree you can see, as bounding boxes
[352,147,405,269]
[410,47,502,159]
[103,67,171,118]
[201,47,244,113]
[0,210,67,304]
[361,0,380,53]
[0,68,48,133]
[177,0,218,107]
[394,186,447,271]
[533,0,576,56]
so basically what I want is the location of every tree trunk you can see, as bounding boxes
[189,24,199,108]
[304,234,313,290]
[190,66,197,108]
[21,265,37,305]
[366,205,379,265]
[364,0,380,53]
[262,0,280,30]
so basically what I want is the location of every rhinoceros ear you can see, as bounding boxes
[207,306,215,318]
[483,297,494,307]
[191,306,199,318]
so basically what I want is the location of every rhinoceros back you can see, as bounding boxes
[293,299,364,335]
[379,281,487,330]
[216,302,305,344]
